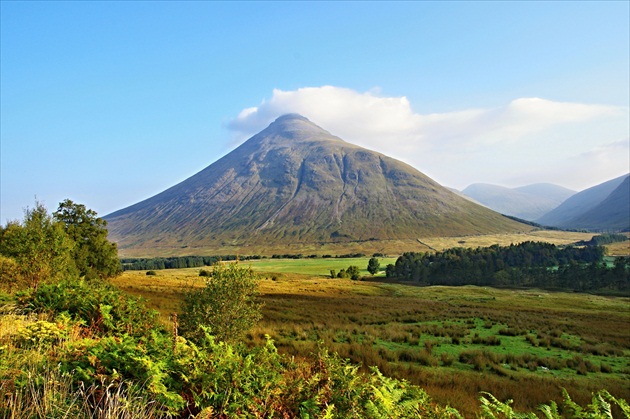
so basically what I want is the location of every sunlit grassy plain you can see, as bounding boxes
[112,242,630,416]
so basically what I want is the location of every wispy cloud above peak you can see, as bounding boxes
[229,86,629,191]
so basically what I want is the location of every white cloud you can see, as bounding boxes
[228,86,629,191]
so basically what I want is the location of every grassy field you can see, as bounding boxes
[112,260,630,416]
[242,256,398,277]
[117,229,603,258]
[607,238,630,256]
[417,230,597,251]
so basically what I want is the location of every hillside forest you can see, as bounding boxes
[1,200,629,418]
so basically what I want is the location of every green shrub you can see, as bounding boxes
[347,265,361,280]
[16,278,158,337]
[179,262,262,344]
[146,270,157,276]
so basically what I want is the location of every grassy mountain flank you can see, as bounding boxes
[536,174,629,231]
[462,183,575,221]
[105,114,527,254]
[566,176,630,231]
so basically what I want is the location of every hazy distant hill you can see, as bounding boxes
[461,183,575,221]
[536,174,629,231]
[105,114,527,253]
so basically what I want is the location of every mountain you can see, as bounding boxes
[105,114,527,254]
[536,174,629,231]
[461,183,575,221]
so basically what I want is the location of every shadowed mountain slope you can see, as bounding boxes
[462,183,575,221]
[105,114,527,252]
[536,174,629,231]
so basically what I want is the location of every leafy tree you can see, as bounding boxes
[179,262,262,344]
[367,257,380,275]
[54,199,121,279]
[0,202,75,289]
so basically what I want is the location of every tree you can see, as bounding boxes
[179,262,262,344]
[367,257,380,275]
[53,199,121,279]
[0,202,76,289]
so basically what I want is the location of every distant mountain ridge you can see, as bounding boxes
[105,114,527,253]
[536,174,630,231]
[461,183,575,221]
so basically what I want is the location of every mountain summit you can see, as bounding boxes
[105,114,526,254]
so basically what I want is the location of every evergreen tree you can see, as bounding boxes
[367,257,380,275]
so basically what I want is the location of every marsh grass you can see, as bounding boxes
[1,366,166,419]
[113,267,630,416]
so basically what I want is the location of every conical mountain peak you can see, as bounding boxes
[274,113,310,123]
[105,116,526,255]
[252,114,343,146]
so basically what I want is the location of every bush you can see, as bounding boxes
[347,265,361,280]
[16,278,158,337]
[146,270,157,276]
[179,262,262,344]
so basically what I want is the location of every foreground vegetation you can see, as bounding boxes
[3,270,629,418]
[2,277,468,418]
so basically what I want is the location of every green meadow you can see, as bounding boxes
[242,256,398,277]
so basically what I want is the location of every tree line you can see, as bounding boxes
[122,252,376,271]
[0,200,121,290]
[121,255,224,270]
[385,241,629,294]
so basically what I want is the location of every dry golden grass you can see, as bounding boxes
[606,235,630,256]
[110,270,203,324]
[418,230,595,251]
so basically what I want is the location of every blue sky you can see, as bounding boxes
[1,1,628,223]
